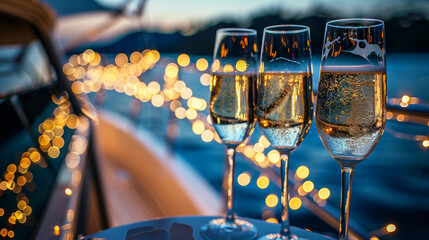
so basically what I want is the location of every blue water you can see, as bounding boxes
[96,53,429,239]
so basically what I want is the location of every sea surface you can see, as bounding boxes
[94,53,429,239]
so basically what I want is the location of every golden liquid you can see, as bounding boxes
[256,72,313,151]
[315,68,386,165]
[210,73,255,146]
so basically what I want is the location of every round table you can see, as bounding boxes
[82,216,334,240]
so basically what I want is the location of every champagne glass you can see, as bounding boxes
[315,19,386,240]
[201,28,258,240]
[256,25,313,240]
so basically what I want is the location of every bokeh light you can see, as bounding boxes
[256,176,269,189]
[237,172,251,186]
[386,224,396,233]
[196,58,209,71]
[318,188,330,200]
[302,181,314,193]
[289,197,302,210]
[177,54,190,67]
[265,217,278,223]
[200,73,211,86]
[201,130,214,142]
[296,166,309,179]
[236,60,247,72]
[265,194,279,208]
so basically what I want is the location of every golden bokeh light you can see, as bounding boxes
[265,217,278,223]
[265,194,279,208]
[200,73,211,86]
[186,108,198,120]
[253,143,264,153]
[175,107,187,119]
[165,63,179,78]
[255,152,265,163]
[23,206,32,216]
[151,94,164,107]
[69,54,79,66]
[7,231,14,238]
[8,216,16,224]
[259,136,271,148]
[211,59,220,72]
[54,225,60,235]
[370,237,379,240]
[237,172,251,186]
[177,54,190,67]
[43,119,55,131]
[400,102,408,108]
[236,60,247,72]
[267,150,280,164]
[5,173,14,181]
[224,64,234,73]
[170,100,182,111]
[0,209,3,217]
[0,229,7,237]
[82,49,95,62]
[180,88,193,99]
[15,211,23,220]
[130,51,142,64]
[62,63,74,75]
[196,58,209,71]
[386,111,393,120]
[89,53,101,66]
[289,197,302,210]
[17,201,26,210]
[401,95,410,103]
[318,188,330,200]
[302,181,314,193]
[66,114,79,129]
[386,224,396,233]
[17,176,26,186]
[48,146,60,158]
[0,182,6,191]
[422,140,429,148]
[29,151,40,163]
[52,137,65,148]
[71,81,83,94]
[147,50,160,63]
[243,146,256,159]
[65,188,72,196]
[201,130,214,142]
[192,121,205,135]
[174,81,186,92]
[256,176,269,189]
[296,166,310,179]
[148,81,161,94]
[7,164,16,174]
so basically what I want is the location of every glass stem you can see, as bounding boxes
[280,153,292,238]
[225,147,236,225]
[339,167,354,240]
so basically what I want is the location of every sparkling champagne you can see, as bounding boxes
[256,72,313,151]
[316,66,386,165]
[210,73,255,146]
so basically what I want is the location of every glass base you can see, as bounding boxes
[258,233,307,240]
[200,218,258,240]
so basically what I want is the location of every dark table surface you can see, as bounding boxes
[82,216,335,240]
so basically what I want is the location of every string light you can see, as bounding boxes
[265,194,279,207]
[386,224,396,233]
[256,176,269,189]
[60,50,424,239]
[65,188,72,196]
[237,172,251,186]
